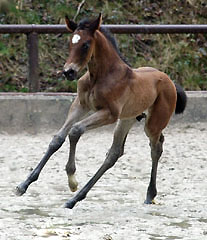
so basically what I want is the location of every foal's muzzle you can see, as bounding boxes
[63,69,77,81]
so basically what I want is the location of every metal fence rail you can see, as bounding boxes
[1,24,207,34]
[1,24,207,92]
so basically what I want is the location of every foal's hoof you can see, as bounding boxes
[64,199,77,209]
[68,175,78,192]
[144,199,156,204]
[15,184,26,196]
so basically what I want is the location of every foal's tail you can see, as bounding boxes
[174,83,187,114]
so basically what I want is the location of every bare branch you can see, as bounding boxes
[73,0,85,22]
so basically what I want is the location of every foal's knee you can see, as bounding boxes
[69,124,85,143]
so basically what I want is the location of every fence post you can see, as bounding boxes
[27,32,39,92]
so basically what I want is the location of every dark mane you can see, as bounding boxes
[77,18,131,67]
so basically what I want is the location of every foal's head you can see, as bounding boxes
[63,14,102,80]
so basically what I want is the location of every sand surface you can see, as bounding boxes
[0,121,207,240]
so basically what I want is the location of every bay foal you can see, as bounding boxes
[16,14,187,209]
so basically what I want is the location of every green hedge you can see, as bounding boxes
[0,0,207,92]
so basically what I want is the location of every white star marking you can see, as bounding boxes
[72,34,81,44]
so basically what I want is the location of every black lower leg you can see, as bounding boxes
[145,134,164,204]
[64,147,121,209]
[16,135,65,196]
[145,169,158,204]
[120,134,127,157]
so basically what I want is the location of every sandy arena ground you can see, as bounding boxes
[0,121,207,240]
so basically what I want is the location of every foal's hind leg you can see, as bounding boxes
[144,133,164,204]
[119,113,146,157]
[144,93,175,204]
[64,118,135,209]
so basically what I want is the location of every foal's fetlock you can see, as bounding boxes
[68,174,78,192]
[145,193,157,204]
[49,135,65,152]
[144,198,156,205]
[145,185,157,204]
[15,183,27,196]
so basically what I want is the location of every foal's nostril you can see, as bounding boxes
[63,69,77,80]
[69,69,75,78]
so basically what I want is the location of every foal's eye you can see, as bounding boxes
[82,41,90,51]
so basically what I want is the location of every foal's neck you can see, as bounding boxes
[88,30,124,79]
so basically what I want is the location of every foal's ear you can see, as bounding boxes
[89,13,102,34]
[65,16,77,33]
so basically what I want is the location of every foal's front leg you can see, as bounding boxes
[15,97,88,196]
[65,123,85,192]
[65,109,117,192]
[64,118,135,209]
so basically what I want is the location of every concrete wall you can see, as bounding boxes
[0,93,76,134]
[0,91,206,134]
